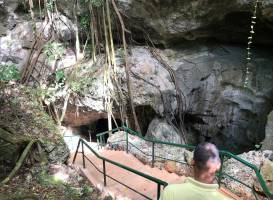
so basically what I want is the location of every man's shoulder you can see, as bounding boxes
[162,182,190,196]
[161,179,232,200]
[164,183,187,191]
[160,183,188,200]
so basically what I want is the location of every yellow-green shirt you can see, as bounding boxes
[160,177,231,200]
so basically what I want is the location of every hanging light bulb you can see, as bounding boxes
[244,0,260,88]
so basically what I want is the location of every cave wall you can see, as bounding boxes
[262,110,273,150]
[126,45,273,152]
[116,0,273,45]
[0,0,273,153]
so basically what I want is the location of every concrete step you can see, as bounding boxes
[71,148,184,200]
[71,148,239,200]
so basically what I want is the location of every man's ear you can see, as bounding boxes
[216,162,221,171]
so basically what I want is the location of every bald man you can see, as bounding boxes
[160,142,231,200]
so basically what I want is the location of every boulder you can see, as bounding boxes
[223,150,273,198]
[184,150,193,165]
[164,161,176,173]
[254,159,273,195]
[40,140,70,164]
[262,111,273,150]
[146,118,183,144]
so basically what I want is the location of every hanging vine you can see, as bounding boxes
[111,0,142,133]
[21,0,139,133]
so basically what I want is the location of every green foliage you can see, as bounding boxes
[44,42,65,61]
[36,168,93,200]
[91,0,103,7]
[46,0,55,11]
[63,184,92,200]
[79,14,90,30]
[69,76,96,94]
[82,0,103,7]
[37,169,61,186]
[0,64,20,81]
[81,184,93,196]
[34,70,66,106]
[40,85,60,105]
[65,65,97,94]
[55,70,66,83]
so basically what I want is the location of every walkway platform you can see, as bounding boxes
[71,146,239,200]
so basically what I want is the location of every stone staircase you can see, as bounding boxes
[71,146,239,200]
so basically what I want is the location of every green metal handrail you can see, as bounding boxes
[96,126,273,200]
[219,150,273,199]
[73,138,168,200]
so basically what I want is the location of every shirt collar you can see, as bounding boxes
[186,177,219,191]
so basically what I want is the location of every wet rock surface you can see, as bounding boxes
[116,0,273,45]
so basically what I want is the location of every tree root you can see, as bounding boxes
[0,128,30,145]
[1,140,35,186]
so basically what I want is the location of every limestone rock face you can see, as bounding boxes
[262,111,273,150]
[68,44,273,153]
[125,45,273,153]
[128,47,176,117]
[259,160,273,194]
[0,0,272,154]
[0,1,76,74]
[116,0,273,45]
[224,150,273,199]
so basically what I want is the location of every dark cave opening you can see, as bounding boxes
[73,118,122,142]
[135,105,157,136]
[96,118,122,133]
[183,112,207,125]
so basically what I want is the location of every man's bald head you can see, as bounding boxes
[193,142,221,183]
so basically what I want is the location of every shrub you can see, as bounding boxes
[0,64,20,81]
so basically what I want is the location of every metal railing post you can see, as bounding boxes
[152,142,155,168]
[97,137,99,150]
[157,183,161,200]
[103,160,107,186]
[72,139,81,164]
[82,140,86,168]
[126,129,129,154]
[93,126,273,199]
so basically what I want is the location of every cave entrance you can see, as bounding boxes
[74,118,122,142]
[135,105,157,136]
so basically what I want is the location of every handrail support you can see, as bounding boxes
[82,140,85,168]
[152,142,155,168]
[103,160,107,186]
